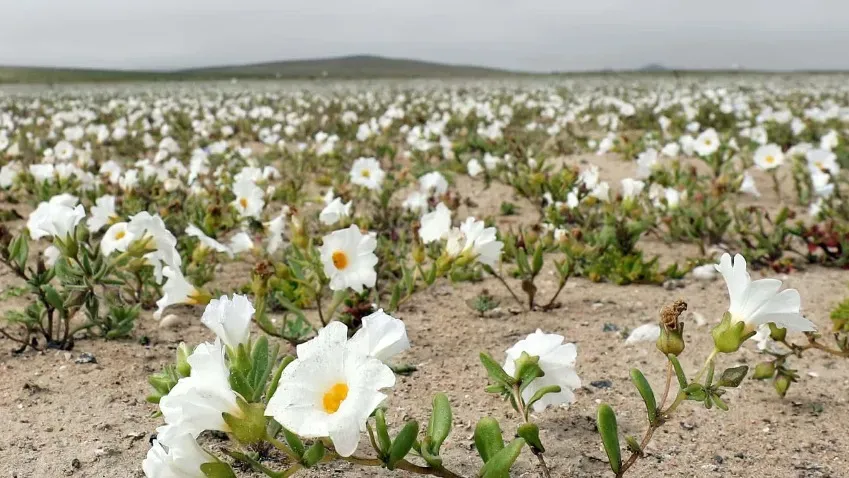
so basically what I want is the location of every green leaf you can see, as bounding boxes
[625,435,642,455]
[427,393,452,454]
[43,285,64,311]
[531,244,544,275]
[282,427,305,457]
[479,438,525,478]
[375,409,392,454]
[387,420,419,469]
[266,356,294,401]
[419,437,442,468]
[479,352,516,387]
[473,417,504,464]
[389,282,402,311]
[596,404,622,475]
[667,354,687,389]
[200,462,237,478]
[718,365,749,388]
[516,248,530,275]
[302,442,325,467]
[630,368,657,424]
[525,385,561,412]
[683,383,707,402]
[517,423,544,453]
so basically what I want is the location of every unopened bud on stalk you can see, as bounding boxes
[657,299,687,356]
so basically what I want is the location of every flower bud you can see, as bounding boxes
[774,374,792,397]
[711,312,755,354]
[656,323,685,356]
[223,399,267,444]
[512,351,542,383]
[768,323,786,342]
[175,342,192,377]
[753,361,775,380]
[412,244,426,265]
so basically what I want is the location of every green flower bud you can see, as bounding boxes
[711,312,755,354]
[753,361,776,380]
[656,322,686,356]
[222,399,267,444]
[774,374,792,398]
[768,323,786,342]
[176,343,192,377]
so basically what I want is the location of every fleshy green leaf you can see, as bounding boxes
[479,438,525,478]
[630,368,657,424]
[387,420,419,469]
[473,417,504,463]
[479,352,516,387]
[427,393,452,454]
[596,403,622,475]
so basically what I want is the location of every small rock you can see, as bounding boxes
[590,380,612,389]
[663,279,685,290]
[592,302,604,309]
[71,458,81,469]
[691,264,717,281]
[713,455,724,464]
[158,314,185,329]
[75,353,97,364]
[680,421,696,430]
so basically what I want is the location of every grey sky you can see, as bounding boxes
[0,0,847,71]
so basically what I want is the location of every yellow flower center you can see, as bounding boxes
[332,250,349,270]
[704,139,712,146]
[765,155,774,164]
[361,169,371,178]
[115,230,126,240]
[322,383,349,414]
[239,197,248,209]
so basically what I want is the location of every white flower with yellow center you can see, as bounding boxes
[265,322,395,457]
[154,267,205,319]
[445,217,503,267]
[101,222,135,256]
[419,202,452,244]
[694,128,720,157]
[350,157,385,191]
[753,144,784,171]
[231,178,265,219]
[319,225,378,292]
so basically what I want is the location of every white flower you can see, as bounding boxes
[186,224,231,257]
[694,128,720,157]
[201,294,254,349]
[142,433,213,478]
[320,225,378,293]
[636,149,658,178]
[0,161,21,188]
[231,178,265,219]
[402,191,429,213]
[625,324,661,345]
[265,322,395,457]
[467,158,483,177]
[27,196,85,240]
[228,232,255,254]
[811,170,834,198]
[419,202,452,244]
[54,140,75,161]
[806,148,839,175]
[753,144,784,171]
[155,267,203,320]
[820,130,839,151]
[419,171,449,196]
[692,264,718,281]
[502,329,580,412]
[740,172,760,197]
[620,178,645,200]
[320,197,352,226]
[157,340,239,444]
[30,163,55,183]
[350,157,385,191]
[347,309,410,362]
[714,253,814,332]
[265,212,288,254]
[119,169,139,191]
[128,212,181,274]
[88,195,117,232]
[43,245,61,267]
[446,217,503,267]
[101,222,135,256]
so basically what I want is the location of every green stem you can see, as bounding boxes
[692,348,719,384]
[488,269,524,308]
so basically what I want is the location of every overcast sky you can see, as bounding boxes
[0,0,847,72]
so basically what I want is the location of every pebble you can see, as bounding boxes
[663,279,685,290]
[75,353,97,364]
[590,380,612,389]
[691,264,717,281]
[158,314,185,329]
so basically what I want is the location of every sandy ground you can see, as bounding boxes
[1,158,848,478]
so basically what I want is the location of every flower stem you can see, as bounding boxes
[692,348,719,384]
[329,451,466,478]
[512,384,552,478]
[488,269,524,308]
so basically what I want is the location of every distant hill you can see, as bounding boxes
[637,63,668,72]
[0,55,522,84]
[178,55,522,79]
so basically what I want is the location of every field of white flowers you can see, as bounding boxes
[1,76,848,478]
